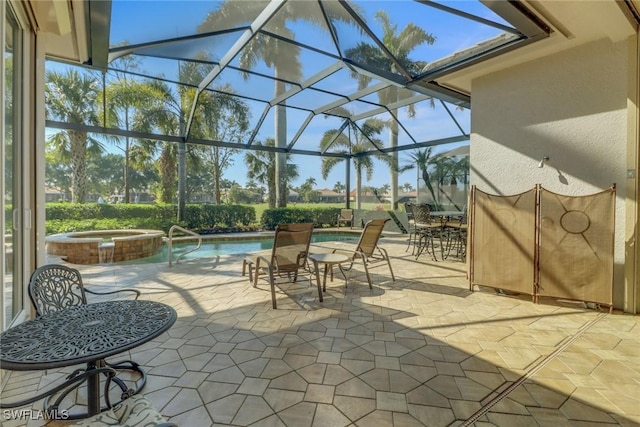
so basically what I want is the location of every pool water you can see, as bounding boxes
[122,232,358,264]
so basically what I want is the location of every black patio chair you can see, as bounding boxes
[412,204,443,261]
[28,264,145,412]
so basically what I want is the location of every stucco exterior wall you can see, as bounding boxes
[470,38,629,308]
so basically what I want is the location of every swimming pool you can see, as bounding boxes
[119,232,359,264]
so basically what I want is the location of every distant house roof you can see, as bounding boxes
[45,186,65,194]
[399,191,417,197]
[349,189,378,197]
[317,188,344,197]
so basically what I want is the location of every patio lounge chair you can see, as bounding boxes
[242,223,314,309]
[337,208,354,229]
[28,264,144,412]
[334,218,395,288]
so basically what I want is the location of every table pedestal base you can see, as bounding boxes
[42,360,145,420]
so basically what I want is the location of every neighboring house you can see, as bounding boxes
[44,187,69,202]
[397,191,417,204]
[287,190,300,203]
[316,189,345,203]
[349,189,384,204]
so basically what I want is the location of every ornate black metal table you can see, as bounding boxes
[0,300,176,418]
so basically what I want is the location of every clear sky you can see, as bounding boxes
[49,1,494,190]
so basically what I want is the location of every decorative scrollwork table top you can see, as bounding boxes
[0,300,176,370]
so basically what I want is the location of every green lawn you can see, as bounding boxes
[242,202,395,221]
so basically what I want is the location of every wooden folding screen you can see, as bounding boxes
[468,185,615,309]
[537,186,615,308]
[469,187,537,297]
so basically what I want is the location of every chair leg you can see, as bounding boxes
[253,259,261,288]
[41,366,118,420]
[406,230,413,252]
[378,248,395,281]
[416,232,438,262]
[361,259,373,289]
[105,359,146,399]
[415,233,427,258]
[266,266,277,309]
[243,259,256,283]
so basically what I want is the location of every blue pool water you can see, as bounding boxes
[123,232,358,264]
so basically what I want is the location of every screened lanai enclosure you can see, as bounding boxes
[44,0,549,215]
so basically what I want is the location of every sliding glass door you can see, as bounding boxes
[2,5,23,329]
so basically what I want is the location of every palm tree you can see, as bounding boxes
[46,69,103,203]
[102,74,158,203]
[431,156,452,207]
[245,138,299,208]
[198,2,360,208]
[298,177,318,203]
[319,110,390,210]
[128,79,184,206]
[101,45,147,203]
[405,148,439,209]
[447,156,470,209]
[130,59,248,217]
[345,11,435,210]
[194,88,250,204]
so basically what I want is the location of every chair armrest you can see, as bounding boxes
[331,247,361,259]
[256,255,272,267]
[85,288,141,300]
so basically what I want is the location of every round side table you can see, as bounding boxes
[308,253,351,302]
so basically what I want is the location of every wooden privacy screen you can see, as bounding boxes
[468,185,615,309]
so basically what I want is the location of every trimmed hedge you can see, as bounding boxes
[44,203,256,235]
[30,204,344,234]
[182,204,256,231]
[45,203,175,221]
[261,207,342,230]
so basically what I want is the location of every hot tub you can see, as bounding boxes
[45,229,165,264]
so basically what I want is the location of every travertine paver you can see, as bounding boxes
[1,233,638,426]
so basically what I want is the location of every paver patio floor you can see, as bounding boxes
[1,233,639,426]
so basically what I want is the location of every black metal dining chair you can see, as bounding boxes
[28,264,145,413]
[412,204,443,261]
[404,203,417,253]
[29,264,141,316]
[441,211,468,260]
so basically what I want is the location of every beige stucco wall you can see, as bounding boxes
[470,38,630,308]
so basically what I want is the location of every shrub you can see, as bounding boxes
[183,204,256,231]
[44,203,256,235]
[261,207,342,230]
